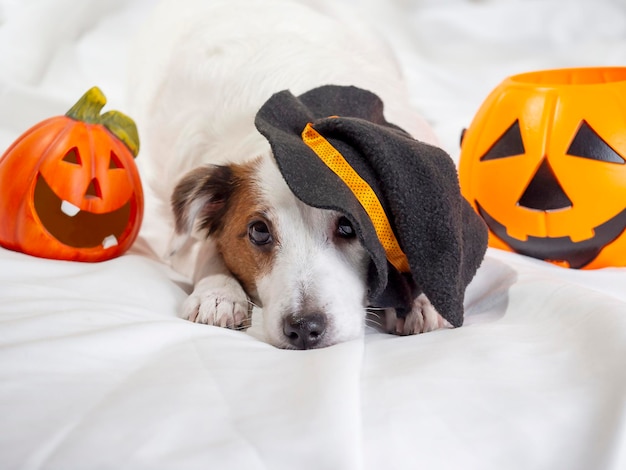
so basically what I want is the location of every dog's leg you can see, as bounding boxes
[385,294,452,335]
[181,241,250,328]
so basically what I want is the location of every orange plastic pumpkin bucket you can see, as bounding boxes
[459,67,626,269]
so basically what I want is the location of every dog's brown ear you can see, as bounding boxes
[171,164,234,241]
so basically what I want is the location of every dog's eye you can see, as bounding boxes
[248,220,272,246]
[336,216,356,239]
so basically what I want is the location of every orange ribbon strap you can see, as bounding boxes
[301,122,410,272]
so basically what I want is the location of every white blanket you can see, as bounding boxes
[1,1,625,469]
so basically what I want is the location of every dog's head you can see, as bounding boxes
[172,156,371,349]
[254,85,488,328]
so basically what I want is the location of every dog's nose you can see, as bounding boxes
[283,313,327,349]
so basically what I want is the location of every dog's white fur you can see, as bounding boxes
[130,0,450,348]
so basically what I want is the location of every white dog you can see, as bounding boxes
[130,0,451,349]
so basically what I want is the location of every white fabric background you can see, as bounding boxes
[1,1,625,469]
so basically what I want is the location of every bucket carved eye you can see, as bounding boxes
[480,120,525,161]
[248,220,272,246]
[566,120,625,164]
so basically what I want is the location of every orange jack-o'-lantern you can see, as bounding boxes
[459,67,626,269]
[0,87,144,262]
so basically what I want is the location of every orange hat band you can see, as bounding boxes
[301,122,410,273]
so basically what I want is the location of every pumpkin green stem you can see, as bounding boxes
[65,87,107,123]
[65,86,140,158]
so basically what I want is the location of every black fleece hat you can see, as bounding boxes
[254,85,487,327]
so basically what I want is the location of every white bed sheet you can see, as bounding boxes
[1,1,625,469]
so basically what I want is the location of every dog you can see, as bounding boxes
[130,0,454,349]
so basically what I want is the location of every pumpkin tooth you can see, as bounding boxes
[61,200,80,217]
[102,235,118,249]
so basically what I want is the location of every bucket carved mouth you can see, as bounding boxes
[476,201,626,268]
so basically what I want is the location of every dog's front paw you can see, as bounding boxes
[386,293,451,336]
[181,275,249,328]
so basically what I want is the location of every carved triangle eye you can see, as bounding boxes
[109,151,124,169]
[480,120,525,161]
[567,120,625,164]
[62,147,82,165]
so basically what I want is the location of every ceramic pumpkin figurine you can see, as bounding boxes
[0,87,144,262]
[459,67,626,269]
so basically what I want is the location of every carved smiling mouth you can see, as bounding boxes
[476,202,626,268]
[34,173,131,249]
